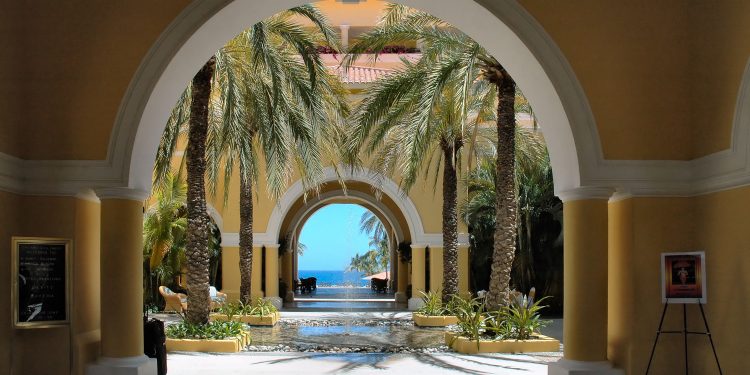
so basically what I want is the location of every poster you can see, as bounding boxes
[12,237,71,328]
[661,251,706,304]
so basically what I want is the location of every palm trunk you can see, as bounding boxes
[486,66,517,310]
[238,173,254,304]
[441,142,460,303]
[185,56,215,324]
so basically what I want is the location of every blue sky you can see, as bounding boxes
[298,204,374,271]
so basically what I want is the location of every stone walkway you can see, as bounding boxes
[167,351,552,374]
[161,311,563,374]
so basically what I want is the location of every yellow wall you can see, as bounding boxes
[0,191,21,374]
[519,0,750,160]
[0,196,101,375]
[608,195,748,374]
[691,187,750,375]
[0,1,189,159]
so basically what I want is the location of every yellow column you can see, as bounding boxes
[282,250,293,301]
[458,244,470,297]
[88,188,155,374]
[251,246,264,300]
[429,246,444,295]
[608,196,635,371]
[549,188,621,375]
[264,245,279,298]
[408,245,426,310]
[396,255,408,302]
[221,246,240,301]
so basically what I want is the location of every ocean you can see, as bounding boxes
[298,270,369,287]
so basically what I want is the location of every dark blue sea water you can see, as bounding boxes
[298,270,369,287]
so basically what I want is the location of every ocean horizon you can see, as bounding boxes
[298,270,374,287]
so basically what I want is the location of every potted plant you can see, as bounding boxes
[412,291,459,327]
[446,290,559,354]
[165,320,251,353]
[211,298,281,326]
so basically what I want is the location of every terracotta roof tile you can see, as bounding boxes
[329,65,394,84]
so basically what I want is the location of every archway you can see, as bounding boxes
[117,0,593,197]
[97,1,618,374]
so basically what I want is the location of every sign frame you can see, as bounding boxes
[661,251,707,304]
[11,237,72,328]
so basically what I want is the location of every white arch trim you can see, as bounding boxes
[285,190,406,244]
[121,0,583,197]
[264,166,439,245]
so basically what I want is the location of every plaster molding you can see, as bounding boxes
[608,191,634,203]
[220,233,280,248]
[266,166,428,245]
[556,187,614,203]
[95,187,149,202]
[284,189,406,244]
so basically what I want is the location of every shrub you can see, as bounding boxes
[450,295,485,342]
[416,291,446,316]
[217,298,278,318]
[166,320,246,340]
[452,290,551,343]
[499,296,551,340]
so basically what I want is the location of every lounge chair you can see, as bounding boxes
[159,286,226,313]
[159,286,187,313]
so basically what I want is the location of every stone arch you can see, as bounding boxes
[114,0,595,199]
[260,166,425,246]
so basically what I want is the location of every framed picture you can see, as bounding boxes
[11,237,71,328]
[661,251,706,304]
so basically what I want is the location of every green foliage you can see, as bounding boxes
[217,298,278,318]
[416,290,447,316]
[247,298,278,316]
[452,292,551,343]
[498,296,551,340]
[450,295,486,342]
[347,210,390,277]
[165,320,246,340]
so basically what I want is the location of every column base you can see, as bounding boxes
[264,296,283,310]
[395,292,407,303]
[285,290,295,302]
[407,297,424,311]
[548,359,624,375]
[86,355,157,375]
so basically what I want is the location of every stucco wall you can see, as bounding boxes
[520,0,750,160]
[0,195,101,375]
[608,195,747,374]
[0,1,189,159]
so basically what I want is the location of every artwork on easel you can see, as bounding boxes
[661,251,706,304]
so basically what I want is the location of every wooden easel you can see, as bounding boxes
[645,301,722,374]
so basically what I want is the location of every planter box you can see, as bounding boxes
[166,331,251,353]
[446,332,559,354]
[413,313,459,327]
[210,311,280,326]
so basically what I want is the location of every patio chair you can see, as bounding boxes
[209,286,227,310]
[159,286,187,313]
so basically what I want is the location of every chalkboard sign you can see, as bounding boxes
[12,237,71,328]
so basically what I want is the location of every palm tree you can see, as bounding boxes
[154,5,348,310]
[204,5,347,305]
[344,52,494,302]
[184,56,215,324]
[143,171,187,308]
[359,210,387,245]
[345,5,520,309]
[462,126,560,304]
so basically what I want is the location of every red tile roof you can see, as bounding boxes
[329,65,394,84]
